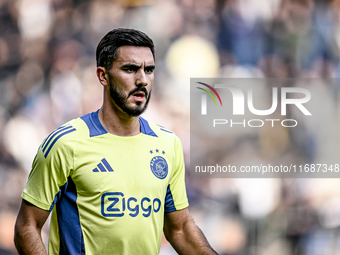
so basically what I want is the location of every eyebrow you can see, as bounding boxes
[145,65,155,69]
[121,63,155,69]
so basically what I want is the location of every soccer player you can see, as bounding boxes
[14,28,217,255]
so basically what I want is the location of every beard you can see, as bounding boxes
[108,73,151,117]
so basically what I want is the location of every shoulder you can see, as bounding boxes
[40,112,98,159]
[139,116,179,140]
[139,117,184,153]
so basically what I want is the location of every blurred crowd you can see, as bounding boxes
[1,0,340,254]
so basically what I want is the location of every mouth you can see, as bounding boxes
[131,91,146,102]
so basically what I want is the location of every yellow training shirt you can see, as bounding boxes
[22,110,189,255]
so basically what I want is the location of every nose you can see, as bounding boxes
[135,69,148,87]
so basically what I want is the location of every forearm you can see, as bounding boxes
[165,219,217,255]
[14,224,47,255]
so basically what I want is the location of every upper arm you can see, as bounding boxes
[164,137,190,235]
[15,199,50,232]
[14,200,50,254]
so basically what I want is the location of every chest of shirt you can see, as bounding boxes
[70,135,174,197]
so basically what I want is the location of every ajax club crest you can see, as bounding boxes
[150,156,168,179]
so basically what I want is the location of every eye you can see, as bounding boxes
[145,67,154,74]
[122,65,139,73]
[124,67,136,73]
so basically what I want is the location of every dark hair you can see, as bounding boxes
[96,28,155,70]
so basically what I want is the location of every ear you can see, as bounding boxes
[97,67,109,86]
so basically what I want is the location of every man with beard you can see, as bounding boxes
[14,28,217,255]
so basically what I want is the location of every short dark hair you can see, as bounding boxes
[96,28,155,70]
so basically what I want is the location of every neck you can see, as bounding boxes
[98,100,141,137]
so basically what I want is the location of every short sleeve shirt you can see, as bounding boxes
[22,110,189,255]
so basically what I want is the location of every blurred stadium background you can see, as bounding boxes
[1,0,340,254]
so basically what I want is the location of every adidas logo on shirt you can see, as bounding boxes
[92,158,114,172]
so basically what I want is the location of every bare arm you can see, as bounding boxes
[164,208,218,255]
[14,199,50,255]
